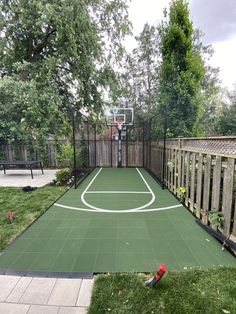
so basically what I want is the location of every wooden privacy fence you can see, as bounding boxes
[149,137,236,243]
[89,140,143,167]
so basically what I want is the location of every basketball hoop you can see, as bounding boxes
[105,107,133,168]
[115,118,124,130]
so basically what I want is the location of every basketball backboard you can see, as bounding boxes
[106,107,133,127]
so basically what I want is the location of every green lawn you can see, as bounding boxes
[0,186,66,251]
[89,268,236,314]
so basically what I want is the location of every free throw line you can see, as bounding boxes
[80,167,155,211]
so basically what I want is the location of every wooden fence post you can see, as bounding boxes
[211,156,222,211]
[196,153,203,218]
[222,158,235,236]
[190,153,196,212]
[202,155,212,224]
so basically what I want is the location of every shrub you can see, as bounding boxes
[208,210,224,229]
[56,143,73,170]
[55,168,71,185]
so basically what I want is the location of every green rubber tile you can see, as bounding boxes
[116,239,154,254]
[69,227,88,239]
[89,168,148,192]
[79,239,100,253]
[23,228,44,238]
[85,193,151,210]
[29,253,58,271]
[86,228,117,239]
[50,253,78,272]
[115,253,158,272]
[73,253,97,271]
[62,238,83,253]
[37,228,57,239]
[117,227,150,239]
[10,253,39,271]
[0,167,235,274]
[52,228,71,239]
[89,219,118,229]
[95,254,116,272]
[6,238,34,253]
[24,238,47,253]
[98,239,117,254]
[0,252,21,269]
[40,239,64,253]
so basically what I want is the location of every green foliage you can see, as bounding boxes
[199,64,223,135]
[177,186,186,203]
[89,268,236,314]
[158,0,205,137]
[78,133,88,168]
[56,143,74,170]
[218,89,236,135]
[116,23,160,130]
[208,211,225,229]
[0,0,131,145]
[55,168,71,185]
[0,186,66,250]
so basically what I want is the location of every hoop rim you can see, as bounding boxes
[115,119,125,130]
[106,107,134,127]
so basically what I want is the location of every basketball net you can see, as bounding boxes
[115,119,124,130]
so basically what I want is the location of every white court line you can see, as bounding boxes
[80,167,155,211]
[54,202,182,213]
[86,191,151,194]
[55,168,182,213]
[80,167,103,209]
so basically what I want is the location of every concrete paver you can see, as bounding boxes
[0,302,30,314]
[58,306,88,314]
[47,278,82,306]
[0,275,20,302]
[19,277,57,305]
[76,279,94,307]
[28,304,59,314]
[6,277,33,303]
[0,169,57,187]
[0,275,94,313]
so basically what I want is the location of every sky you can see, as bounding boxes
[126,0,236,90]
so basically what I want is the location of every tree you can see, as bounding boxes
[112,23,160,130]
[0,0,131,147]
[158,0,205,137]
[218,89,236,135]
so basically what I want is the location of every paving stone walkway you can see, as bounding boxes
[0,169,58,187]
[0,275,94,313]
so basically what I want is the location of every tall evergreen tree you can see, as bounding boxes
[158,0,205,137]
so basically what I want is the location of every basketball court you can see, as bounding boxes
[0,167,235,275]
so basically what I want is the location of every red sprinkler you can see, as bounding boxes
[145,263,166,287]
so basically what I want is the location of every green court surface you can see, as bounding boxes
[0,168,235,274]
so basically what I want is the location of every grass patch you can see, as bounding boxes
[0,186,66,250]
[89,267,236,314]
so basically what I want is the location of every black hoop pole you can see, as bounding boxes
[126,127,128,167]
[149,118,152,169]
[72,109,77,189]
[162,108,167,190]
[110,126,113,167]
[142,122,145,167]
[94,124,97,167]
[87,121,90,168]
[117,127,122,167]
